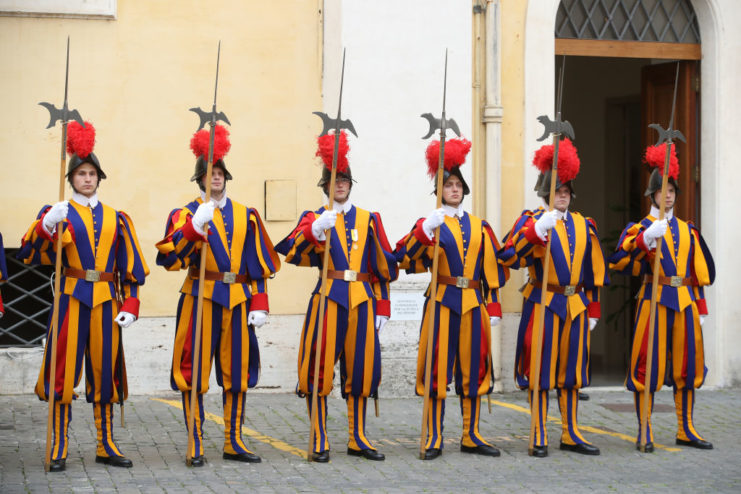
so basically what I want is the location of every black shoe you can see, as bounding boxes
[223,451,262,463]
[312,450,330,463]
[188,456,206,467]
[578,392,590,401]
[676,438,713,450]
[636,442,654,453]
[460,444,501,457]
[423,448,442,460]
[48,458,66,472]
[347,448,385,461]
[560,442,600,456]
[530,445,548,458]
[95,455,133,468]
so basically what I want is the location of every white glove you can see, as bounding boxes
[311,210,338,241]
[192,201,216,235]
[643,218,668,249]
[534,210,558,240]
[422,208,446,239]
[248,310,268,328]
[490,316,501,326]
[43,201,69,233]
[375,315,389,332]
[115,311,136,328]
[589,318,598,331]
[699,315,706,327]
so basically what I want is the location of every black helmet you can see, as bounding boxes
[537,169,575,199]
[65,121,106,181]
[66,152,106,180]
[644,168,680,198]
[190,157,233,183]
[317,166,355,189]
[433,166,471,197]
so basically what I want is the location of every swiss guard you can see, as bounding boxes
[275,131,398,462]
[155,125,281,465]
[498,138,608,457]
[19,121,149,471]
[608,143,715,452]
[395,138,509,460]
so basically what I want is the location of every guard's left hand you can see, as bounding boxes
[115,311,136,328]
[248,310,268,328]
[589,318,598,331]
[375,315,389,332]
[490,316,501,326]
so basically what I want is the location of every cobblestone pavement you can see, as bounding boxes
[1,388,740,493]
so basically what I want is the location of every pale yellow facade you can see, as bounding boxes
[0,1,326,316]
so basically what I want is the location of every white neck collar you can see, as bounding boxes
[71,191,99,208]
[327,200,352,213]
[201,190,228,209]
[442,203,465,218]
[650,205,673,220]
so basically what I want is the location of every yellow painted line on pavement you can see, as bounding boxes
[490,400,681,452]
[151,397,306,458]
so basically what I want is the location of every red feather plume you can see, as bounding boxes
[643,143,679,179]
[532,137,580,183]
[425,137,472,178]
[66,121,96,158]
[316,130,350,173]
[190,124,231,162]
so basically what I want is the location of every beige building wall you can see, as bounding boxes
[0,1,324,317]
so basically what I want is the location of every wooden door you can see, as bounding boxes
[641,61,700,224]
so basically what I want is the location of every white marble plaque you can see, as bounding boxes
[390,291,425,321]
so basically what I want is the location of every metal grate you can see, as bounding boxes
[0,249,52,347]
[556,0,700,43]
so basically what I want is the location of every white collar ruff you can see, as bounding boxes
[200,191,228,209]
[71,191,99,208]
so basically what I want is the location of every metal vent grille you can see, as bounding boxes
[556,0,700,43]
[0,249,52,347]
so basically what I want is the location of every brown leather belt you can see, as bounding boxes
[437,275,480,289]
[643,275,692,287]
[529,280,583,296]
[325,269,371,282]
[188,267,249,284]
[63,268,115,282]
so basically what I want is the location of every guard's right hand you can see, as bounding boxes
[313,209,337,232]
[643,218,668,244]
[42,201,69,232]
[422,208,446,238]
[534,210,558,239]
[192,201,216,233]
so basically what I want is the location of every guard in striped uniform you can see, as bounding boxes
[19,121,149,472]
[499,138,607,457]
[156,125,281,466]
[395,138,509,460]
[608,143,714,452]
[275,131,397,462]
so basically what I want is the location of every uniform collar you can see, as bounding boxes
[650,205,673,220]
[200,191,228,209]
[442,204,465,218]
[328,200,353,214]
[71,191,99,208]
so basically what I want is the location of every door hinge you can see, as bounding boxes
[694,165,700,183]
[693,76,700,92]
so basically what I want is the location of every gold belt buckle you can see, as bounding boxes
[222,272,237,284]
[84,270,101,282]
[456,276,470,289]
[343,270,358,282]
[563,285,576,296]
[670,276,682,288]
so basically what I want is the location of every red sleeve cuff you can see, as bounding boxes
[36,217,54,241]
[588,302,601,319]
[376,299,390,317]
[695,297,708,316]
[121,297,140,318]
[635,231,653,253]
[250,292,269,312]
[182,217,208,242]
[413,218,435,246]
[300,220,323,247]
[486,302,502,318]
[524,222,546,246]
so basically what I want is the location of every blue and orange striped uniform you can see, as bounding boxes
[275,205,397,454]
[499,208,607,448]
[608,212,714,445]
[0,233,7,317]
[156,196,280,459]
[395,212,509,451]
[19,199,149,461]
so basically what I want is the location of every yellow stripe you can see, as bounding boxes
[151,397,306,458]
[490,399,680,452]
